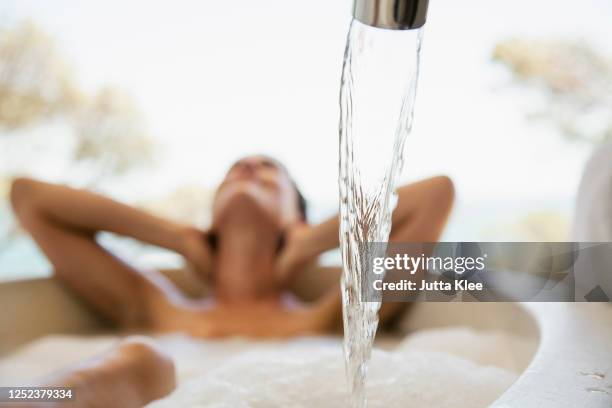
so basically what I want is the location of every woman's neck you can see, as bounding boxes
[213,221,281,304]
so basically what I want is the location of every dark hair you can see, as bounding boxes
[293,181,308,222]
[259,154,307,222]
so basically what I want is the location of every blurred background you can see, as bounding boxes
[1,0,611,280]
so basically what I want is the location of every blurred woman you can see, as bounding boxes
[9,155,453,407]
[10,155,454,338]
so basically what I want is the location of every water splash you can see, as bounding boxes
[338,18,425,408]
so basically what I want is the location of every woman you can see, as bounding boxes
[10,155,454,337]
[9,155,454,407]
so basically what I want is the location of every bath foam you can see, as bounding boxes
[0,329,523,407]
[148,344,517,408]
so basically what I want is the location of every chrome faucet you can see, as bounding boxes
[353,0,429,30]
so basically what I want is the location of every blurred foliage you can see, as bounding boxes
[493,38,612,144]
[0,21,80,129]
[0,20,155,184]
[0,20,156,251]
[73,87,155,180]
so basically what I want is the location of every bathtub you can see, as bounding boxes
[0,273,610,407]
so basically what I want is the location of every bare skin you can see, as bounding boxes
[8,156,454,406]
[9,156,454,337]
[7,337,175,408]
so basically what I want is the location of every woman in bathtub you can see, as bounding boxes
[11,155,454,337]
[10,155,453,338]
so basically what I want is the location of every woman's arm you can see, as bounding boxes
[11,178,213,272]
[9,178,211,326]
[278,176,455,282]
[288,176,455,327]
[12,178,190,252]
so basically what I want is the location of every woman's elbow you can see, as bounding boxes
[431,175,455,212]
[9,177,40,216]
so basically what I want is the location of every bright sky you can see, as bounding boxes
[3,0,612,236]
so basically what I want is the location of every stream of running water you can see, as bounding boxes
[338,18,425,408]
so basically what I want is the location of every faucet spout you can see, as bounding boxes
[353,0,429,30]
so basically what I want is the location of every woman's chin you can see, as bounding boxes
[212,185,281,230]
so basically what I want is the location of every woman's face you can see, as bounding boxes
[212,156,301,230]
